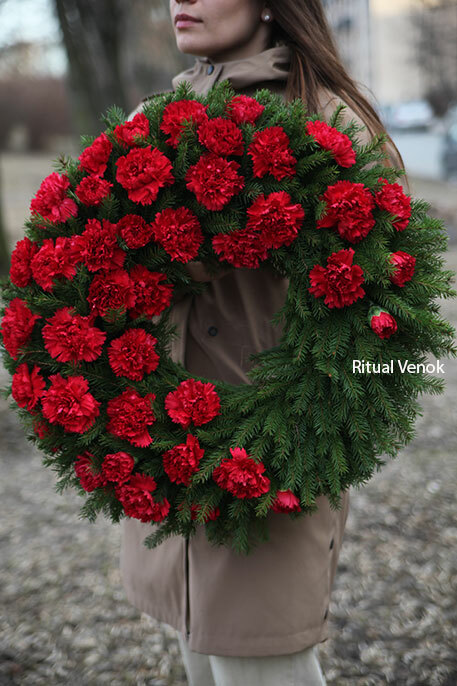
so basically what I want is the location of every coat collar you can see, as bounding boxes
[171,43,291,96]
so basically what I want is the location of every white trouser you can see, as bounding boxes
[177,631,327,686]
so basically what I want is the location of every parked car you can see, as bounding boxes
[389,100,435,131]
[441,112,457,180]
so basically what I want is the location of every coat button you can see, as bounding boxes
[329,537,334,550]
[208,326,218,336]
[207,64,214,75]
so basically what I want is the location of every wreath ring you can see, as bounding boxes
[1,80,455,554]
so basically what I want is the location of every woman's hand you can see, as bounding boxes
[184,260,231,282]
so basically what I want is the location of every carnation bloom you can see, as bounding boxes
[305,119,356,167]
[75,175,113,206]
[42,307,106,363]
[78,132,113,177]
[225,95,265,125]
[74,451,103,492]
[197,116,244,156]
[389,250,416,287]
[108,328,159,381]
[185,152,244,210]
[115,474,170,523]
[271,489,302,513]
[31,236,81,292]
[0,298,41,360]
[213,447,271,499]
[11,363,46,412]
[375,177,412,231]
[30,171,78,225]
[72,218,125,272]
[116,146,175,205]
[308,247,365,308]
[9,237,39,288]
[245,191,305,250]
[248,126,297,180]
[317,180,376,243]
[87,268,136,321]
[106,388,156,447]
[33,419,52,439]
[128,265,173,318]
[165,378,221,428]
[151,207,204,263]
[160,99,209,148]
[101,452,135,486]
[162,434,204,486]
[369,308,398,339]
[41,373,101,433]
[212,228,269,269]
[113,113,149,147]
[117,214,154,250]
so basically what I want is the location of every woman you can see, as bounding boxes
[120,2,407,684]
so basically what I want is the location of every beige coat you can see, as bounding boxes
[120,44,386,657]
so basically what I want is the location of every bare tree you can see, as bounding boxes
[410,0,457,116]
[53,0,132,134]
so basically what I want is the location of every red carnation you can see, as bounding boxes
[151,207,204,263]
[389,250,416,287]
[9,237,39,288]
[11,363,46,412]
[78,132,112,177]
[113,113,150,147]
[101,451,135,486]
[375,177,412,231]
[30,171,78,225]
[271,489,302,513]
[108,328,159,381]
[117,214,154,250]
[33,418,52,439]
[213,447,270,499]
[317,180,375,243]
[106,388,156,447]
[116,146,175,205]
[162,434,204,486]
[160,99,209,148]
[75,175,113,206]
[165,378,221,429]
[42,307,106,363]
[197,116,244,156]
[72,218,125,272]
[128,265,173,318]
[185,152,244,211]
[41,373,100,433]
[369,307,398,339]
[306,119,356,168]
[87,268,136,321]
[248,126,297,180]
[309,247,365,308]
[225,94,265,124]
[74,451,104,492]
[190,504,221,522]
[1,298,41,360]
[246,191,305,250]
[212,228,268,268]
[116,474,170,523]
[31,236,81,292]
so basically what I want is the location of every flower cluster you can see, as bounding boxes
[212,447,270,499]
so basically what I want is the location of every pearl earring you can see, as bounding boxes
[263,13,271,21]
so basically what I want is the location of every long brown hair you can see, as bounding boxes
[269,0,410,191]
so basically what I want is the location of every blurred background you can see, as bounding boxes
[0,1,456,684]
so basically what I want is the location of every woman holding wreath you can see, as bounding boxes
[120,2,406,684]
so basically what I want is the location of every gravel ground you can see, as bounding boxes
[1,155,456,685]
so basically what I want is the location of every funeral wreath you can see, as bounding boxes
[1,80,456,554]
